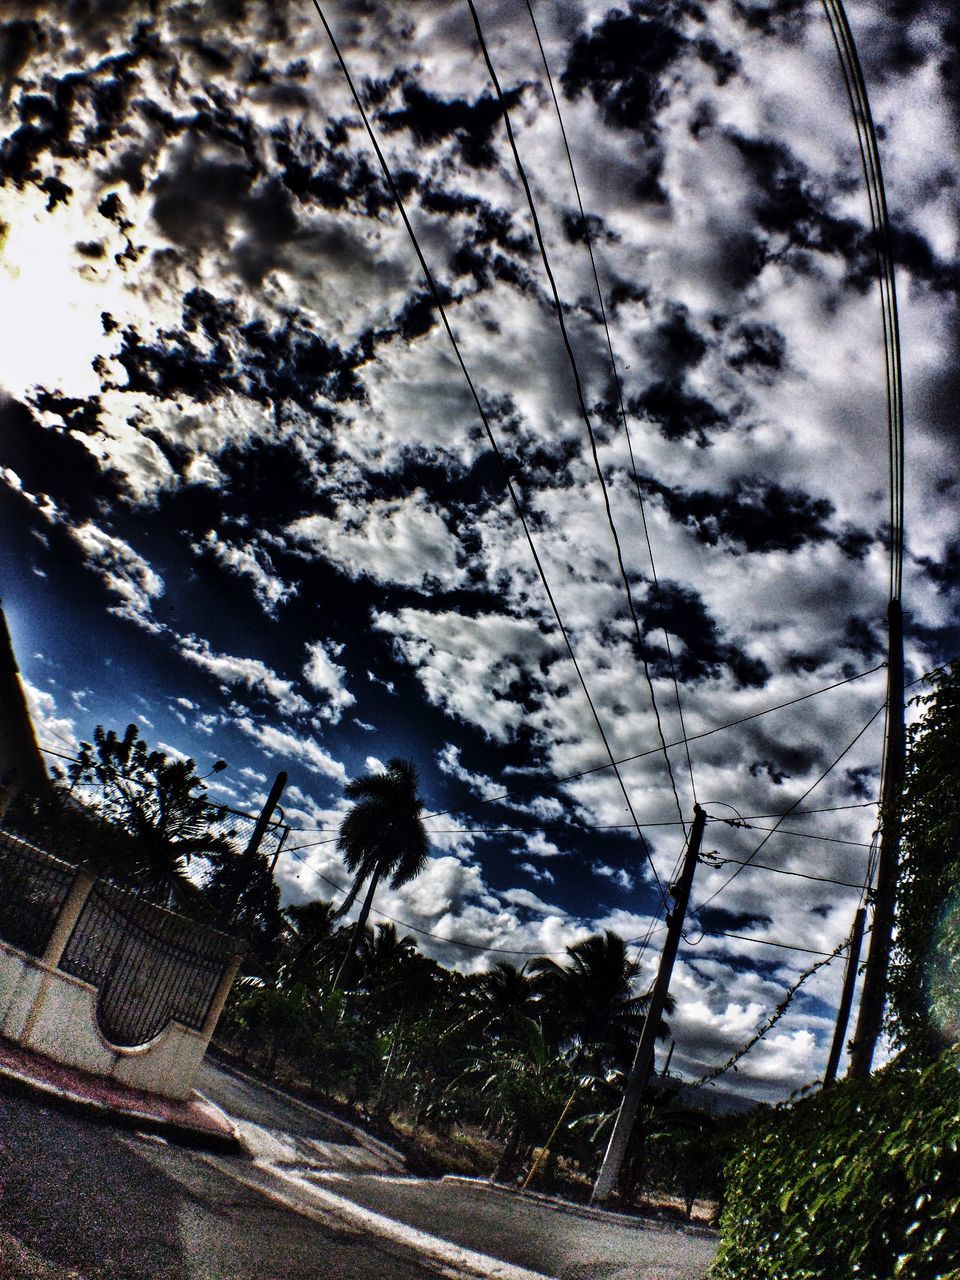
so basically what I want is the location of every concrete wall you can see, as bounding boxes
[0,840,243,1102]
[0,937,216,1100]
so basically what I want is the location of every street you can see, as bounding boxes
[0,1087,442,1280]
[0,1062,717,1279]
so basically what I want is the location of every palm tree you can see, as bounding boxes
[468,961,539,1044]
[333,758,428,990]
[531,931,672,1074]
[279,899,340,990]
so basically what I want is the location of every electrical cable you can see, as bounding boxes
[467,0,689,848]
[695,702,885,912]
[707,821,874,849]
[403,661,887,827]
[685,930,842,959]
[699,854,866,891]
[310,0,664,900]
[524,0,698,816]
[821,0,904,602]
[688,938,847,1087]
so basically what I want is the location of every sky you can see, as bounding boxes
[0,0,957,1102]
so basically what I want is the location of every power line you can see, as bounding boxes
[288,819,873,850]
[467,0,689,843]
[409,661,886,827]
[687,930,843,959]
[309,0,665,901]
[707,820,874,849]
[700,854,866,891]
[688,939,847,1087]
[524,0,698,817]
[694,702,885,913]
[723,802,878,820]
[821,0,904,602]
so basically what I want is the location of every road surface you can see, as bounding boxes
[0,1085,444,1280]
[0,1061,717,1279]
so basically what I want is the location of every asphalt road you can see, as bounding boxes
[301,1172,717,1280]
[0,1086,444,1280]
[0,1063,717,1280]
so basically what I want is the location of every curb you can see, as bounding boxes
[0,1057,244,1155]
[441,1176,719,1240]
[211,1059,406,1171]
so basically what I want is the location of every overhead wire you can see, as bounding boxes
[699,855,866,891]
[399,661,886,828]
[466,0,688,851]
[821,0,904,602]
[695,701,885,913]
[524,0,698,815]
[309,0,665,900]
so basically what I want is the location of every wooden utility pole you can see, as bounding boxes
[217,770,287,927]
[591,804,706,1205]
[823,906,866,1086]
[848,601,905,1077]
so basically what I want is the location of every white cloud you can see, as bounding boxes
[69,523,165,633]
[22,680,78,759]
[288,489,464,589]
[193,530,297,616]
[519,861,555,884]
[592,861,635,892]
[177,635,308,717]
[234,715,346,784]
[303,639,356,724]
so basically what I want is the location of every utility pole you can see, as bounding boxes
[218,770,287,928]
[848,600,905,1077]
[591,804,706,1205]
[823,906,866,1086]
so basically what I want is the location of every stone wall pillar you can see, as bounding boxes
[42,869,95,969]
[200,952,244,1040]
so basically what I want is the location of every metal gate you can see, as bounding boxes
[0,832,74,957]
[60,883,237,1047]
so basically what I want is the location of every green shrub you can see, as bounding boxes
[712,1048,960,1280]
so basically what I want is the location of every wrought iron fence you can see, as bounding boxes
[0,831,75,957]
[60,882,239,1047]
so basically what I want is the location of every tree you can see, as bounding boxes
[531,930,671,1074]
[887,660,960,1059]
[68,723,229,905]
[333,758,429,989]
[278,899,341,990]
[468,961,539,1043]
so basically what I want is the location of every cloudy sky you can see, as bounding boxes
[1,0,957,1100]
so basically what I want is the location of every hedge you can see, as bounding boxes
[712,1047,960,1280]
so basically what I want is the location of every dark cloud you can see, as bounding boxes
[917,539,960,597]
[726,321,786,376]
[0,28,155,192]
[644,476,849,557]
[0,395,116,519]
[630,380,724,446]
[639,580,770,688]
[101,287,363,426]
[379,78,524,170]
[561,3,688,134]
[732,0,809,41]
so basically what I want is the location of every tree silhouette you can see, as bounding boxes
[333,758,428,989]
[532,930,672,1073]
[69,723,229,906]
